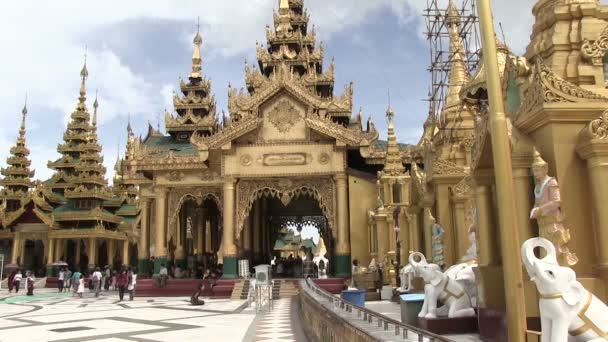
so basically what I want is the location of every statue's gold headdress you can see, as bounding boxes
[531,149,548,169]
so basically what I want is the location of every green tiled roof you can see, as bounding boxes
[144,136,197,156]
[121,217,137,224]
[116,203,138,216]
[53,200,115,217]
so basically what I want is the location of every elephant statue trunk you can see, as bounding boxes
[521,238,608,341]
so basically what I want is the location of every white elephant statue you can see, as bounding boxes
[409,252,476,319]
[522,238,608,342]
[399,264,414,292]
[444,261,478,307]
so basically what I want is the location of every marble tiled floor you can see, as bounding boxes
[252,297,307,342]
[0,288,257,342]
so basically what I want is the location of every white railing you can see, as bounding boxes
[300,278,452,342]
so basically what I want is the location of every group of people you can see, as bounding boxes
[56,266,138,301]
[6,270,35,296]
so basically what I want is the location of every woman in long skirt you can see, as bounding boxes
[7,271,16,293]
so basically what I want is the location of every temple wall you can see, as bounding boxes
[348,174,375,268]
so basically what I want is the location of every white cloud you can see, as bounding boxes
[0,0,541,185]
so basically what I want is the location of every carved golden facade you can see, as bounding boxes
[408,0,608,339]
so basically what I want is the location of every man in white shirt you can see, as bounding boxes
[92,267,103,297]
[159,264,168,287]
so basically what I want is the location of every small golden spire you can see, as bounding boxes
[443,0,468,110]
[279,0,289,11]
[190,18,203,79]
[19,94,27,141]
[92,90,99,128]
[79,47,89,107]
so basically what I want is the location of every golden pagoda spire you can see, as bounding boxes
[383,105,405,175]
[279,0,289,12]
[18,96,27,144]
[190,17,203,80]
[444,0,468,109]
[78,49,89,111]
[92,90,99,130]
[0,96,35,201]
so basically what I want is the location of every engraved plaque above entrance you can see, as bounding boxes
[268,99,301,133]
[261,153,312,166]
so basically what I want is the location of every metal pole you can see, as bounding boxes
[476,1,526,340]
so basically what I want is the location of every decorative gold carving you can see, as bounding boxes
[581,25,608,66]
[267,99,301,133]
[433,158,467,176]
[305,113,378,147]
[240,154,253,166]
[319,152,330,165]
[167,171,185,182]
[261,153,309,166]
[588,110,608,140]
[519,61,608,116]
[235,178,336,241]
[451,176,472,198]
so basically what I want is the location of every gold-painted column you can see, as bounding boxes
[88,238,97,270]
[154,187,169,259]
[222,179,237,257]
[205,219,212,253]
[243,215,252,257]
[577,138,608,278]
[451,198,468,260]
[46,238,54,266]
[75,239,81,266]
[138,199,151,261]
[478,0,526,338]
[54,239,64,262]
[122,240,130,266]
[108,240,116,267]
[436,184,455,265]
[335,174,350,255]
[196,210,204,258]
[376,213,389,264]
[407,211,421,260]
[512,168,535,244]
[475,183,498,266]
[422,205,434,257]
[20,238,26,266]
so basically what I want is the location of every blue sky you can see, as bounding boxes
[0,0,537,183]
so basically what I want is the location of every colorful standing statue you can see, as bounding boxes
[521,238,607,341]
[432,223,445,268]
[530,151,578,266]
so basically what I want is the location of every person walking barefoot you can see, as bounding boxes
[13,270,22,294]
[77,274,85,298]
[116,269,128,301]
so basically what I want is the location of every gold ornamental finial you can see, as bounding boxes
[279,0,289,11]
[92,90,99,128]
[443,0,468,110]
[531,149,548,169]
[19,93,27,140]
[190,18,203,79]
[446,0,460,27]
[79,46,89,106]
